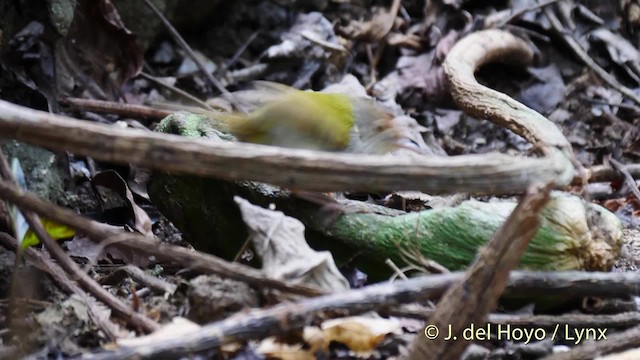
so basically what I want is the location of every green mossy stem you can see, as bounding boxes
[149,168,623,273]
[325,195,622,271]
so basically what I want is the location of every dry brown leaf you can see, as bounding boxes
[303,316,402,353]
[92,170,153,238]
[57,0,142,98]
[234,196,349,293]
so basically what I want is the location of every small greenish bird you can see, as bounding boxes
[207,82,427,154]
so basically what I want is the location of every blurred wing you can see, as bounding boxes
[251,81,298,94]
[349,98,429,155]
[230,81,298,112]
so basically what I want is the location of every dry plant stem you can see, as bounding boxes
[55,98,640,186]
[541,326,640,360]
[490,312,640,330]
[502,0,561,25]
[404,183,552,359]
[61,97,172,120]
[225,31,259,69]
[107,236,323,296]
[0,99,573,194]
[138,72,214,111]
[599,111,639,132]
[0,232,121,340]
[141,0,239,108]
[118,265,177,295]
[444,30,573,157]
[0,153,160,333]
[583,97,640,114]
[383,0,402,37]
[386,307,640,329]
[544,8,640,107]
[0,179,322,297]
[586,163,640,183]
[81,270,640,360]
[608,157,640,204]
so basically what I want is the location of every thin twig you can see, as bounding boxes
[385,258,409,280]
[225,31,260,69]
[501,0,562,25]
[544,8,640,107]
[117,265,177,295]
[0,99,574,195]
[0,178,323,297]
[586,163,640,183]
[81,270,640,359]
[599,111,639,132]
[582,96,640,114]
[0,152,159,333]
[138,72,214,110]
[38,96,640,189]
[608,157,640,203]
[385,0,402,37]
[385,306,640,329]
[44,98,640,187]
[141,0,243,110]
[541,325,640,360]
[0,232,122,340]
[61,97,172,120]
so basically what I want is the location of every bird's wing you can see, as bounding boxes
[229,81,298,111]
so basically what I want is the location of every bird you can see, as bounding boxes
[204,81,428,155]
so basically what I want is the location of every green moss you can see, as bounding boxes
[148,174,247,258]
[47,0,76,36]
[1,140,65,203]
[155,112,238,144]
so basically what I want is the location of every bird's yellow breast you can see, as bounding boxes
[234,90,355,150]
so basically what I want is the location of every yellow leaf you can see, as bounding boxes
[22,219,76,249]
